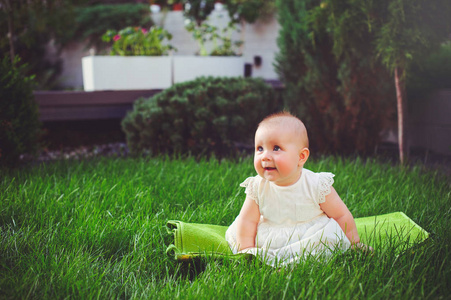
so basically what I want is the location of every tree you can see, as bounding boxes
[369,0,451,163]
[275,0,394,155]
[275,0,451,160]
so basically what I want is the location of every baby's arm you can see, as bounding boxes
[319,186,360,245]
[236,196,261,251]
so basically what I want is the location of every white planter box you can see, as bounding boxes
[173,56,244,84]
[82,56,172,91]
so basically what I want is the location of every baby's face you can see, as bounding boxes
[253,124,305,186]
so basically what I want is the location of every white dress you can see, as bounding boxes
[225,168,351,266]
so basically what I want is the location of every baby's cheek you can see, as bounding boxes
[253,157,261,173]
[278,158,299,178]
[275,159,290,174]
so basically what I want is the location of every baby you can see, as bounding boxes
[226,111,366,265]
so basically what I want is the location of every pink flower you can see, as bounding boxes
[141,28,148,34]
[113,35,121,42]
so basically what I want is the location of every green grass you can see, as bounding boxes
[1,156,450,299]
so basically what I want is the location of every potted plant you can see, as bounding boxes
[172,6,245,83]
[82,26,176,91]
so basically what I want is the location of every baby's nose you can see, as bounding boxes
[262,151,271,161]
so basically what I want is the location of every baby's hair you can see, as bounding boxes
[259,111,297,124]
[258,111,309,148]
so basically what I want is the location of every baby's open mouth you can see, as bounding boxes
[264,167,276,171]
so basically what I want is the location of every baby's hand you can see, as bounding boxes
[352,242,374,252]
[238,247,254,254]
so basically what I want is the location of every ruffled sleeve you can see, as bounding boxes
[316,172,335,204]
[239,177,259,204]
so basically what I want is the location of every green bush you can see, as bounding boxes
[121,77,280,157]
[0,56,41,167]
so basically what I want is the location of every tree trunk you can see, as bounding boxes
[394,66,407,164]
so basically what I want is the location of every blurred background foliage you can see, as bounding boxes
[407,42,451,98]
[0,0,152,90]
[1,0,450,160]
[275,0,395,155]
[0,56,41,168]
[275,0,451,156]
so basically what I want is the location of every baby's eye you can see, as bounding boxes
[257,146,263,152]
[273,145,281,151]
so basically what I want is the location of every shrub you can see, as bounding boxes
[0,56,41,167]
[121,77,280,157]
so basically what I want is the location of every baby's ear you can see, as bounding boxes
[298,148,310,166]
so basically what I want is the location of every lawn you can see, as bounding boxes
[1,156,450,299]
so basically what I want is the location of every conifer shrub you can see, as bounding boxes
[0,56,41,167]
[275,0,394,155]
[121,77,279,157]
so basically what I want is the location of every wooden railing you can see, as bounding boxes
[34,89,162,121]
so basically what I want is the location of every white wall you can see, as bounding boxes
[55,9,281,89]
[153,10,281,80]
